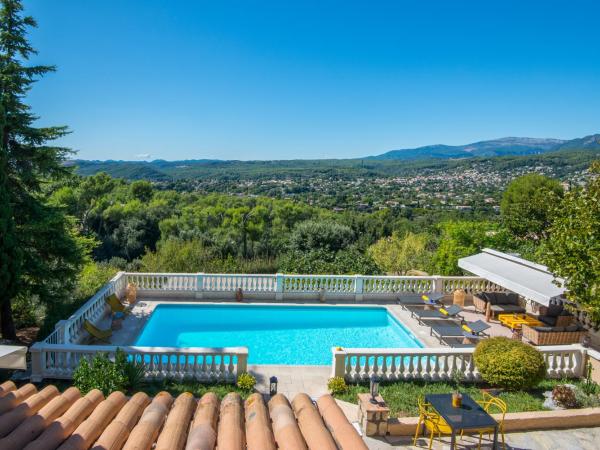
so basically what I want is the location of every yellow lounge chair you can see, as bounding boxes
[413,398,453,450]
[461,392,507,450]
[83,319,112,343]
[105,293,130,314]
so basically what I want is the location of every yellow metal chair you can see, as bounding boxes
[105,293,131,315]
[413,398,453,450]
[83,319,112,343]
[462,392,507,450]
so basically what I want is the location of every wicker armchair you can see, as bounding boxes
[521,324,587,346]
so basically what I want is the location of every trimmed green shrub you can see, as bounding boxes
[474,337,546,390]
[73,349,144,395]
[327,376,348,395]
[73,351,128,396]
[236,373,256,392]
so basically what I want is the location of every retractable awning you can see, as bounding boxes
[0,345,27,370]
[458,248,566,306]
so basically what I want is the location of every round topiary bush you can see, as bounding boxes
[474,337,546,390]
[236,372,256,392]
[327,376,348,395]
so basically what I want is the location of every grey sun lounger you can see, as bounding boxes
[429,320,490,344]
[411,304,463,324]
[442,335,486,348]
[397,293,444,310]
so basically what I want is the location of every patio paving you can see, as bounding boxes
[363,427,600,449]
[248,364,330,399]
[332,400,600,449]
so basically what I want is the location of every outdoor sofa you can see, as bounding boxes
[537,303,575,327]
[473,292,525,319]
[521,323,587,346]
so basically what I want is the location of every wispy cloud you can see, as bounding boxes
[135,153,152,159]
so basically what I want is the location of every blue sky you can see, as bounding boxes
[25,0,600,161]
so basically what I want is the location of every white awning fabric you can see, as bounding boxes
[458,248,566,306]
[0,345,27,370]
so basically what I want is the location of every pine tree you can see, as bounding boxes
[0,0,83,339]
[0,101,22,339]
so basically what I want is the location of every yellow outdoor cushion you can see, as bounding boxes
[421,295,430,302]
[462,324,473,333]
[439,307,448,316]
[83,319,112,340]
[105,294,127,313]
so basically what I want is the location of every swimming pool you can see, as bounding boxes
[135,304,422,365]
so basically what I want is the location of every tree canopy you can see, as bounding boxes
[368,232,430,275]
[0,0,85,339]
[500,173,563,240]
[544,162,600,321]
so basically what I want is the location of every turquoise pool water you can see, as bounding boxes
[135,304,422,365]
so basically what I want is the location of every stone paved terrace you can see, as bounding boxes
[364,427,600,449]
[333,400,600,449]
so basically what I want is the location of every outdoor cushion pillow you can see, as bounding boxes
[506,293,520,305]
[534,326,553,332]
[540,316,557,326]
[565,324,579,332]
[478,292,492,303]
[546,304,563,317]
[486,293,499,305]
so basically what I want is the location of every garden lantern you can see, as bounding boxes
[369,374,380,404]
[270,376,278,396]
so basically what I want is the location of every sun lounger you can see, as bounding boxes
[397,293,443,310]
[429,320,490,344]
[105,294,131,315]
[83,319,112,343]
[411,305,463,324]
[442,335,486,348]
[396,296,425,309]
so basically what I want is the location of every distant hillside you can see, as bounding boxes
[69,133,599,181]
[552,134,600,152]
[370,137,568,160]
[370,134,600,160]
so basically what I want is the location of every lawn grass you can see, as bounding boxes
[139,379,252,399]
[334,379,585,417]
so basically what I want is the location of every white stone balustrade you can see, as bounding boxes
[30,343,248,383]
[45,271,504,347]
[331,344,589,382]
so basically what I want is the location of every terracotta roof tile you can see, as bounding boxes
[0,384,368,450]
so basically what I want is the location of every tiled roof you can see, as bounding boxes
[0,380,368,450]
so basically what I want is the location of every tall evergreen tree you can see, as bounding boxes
[0,0,84,339]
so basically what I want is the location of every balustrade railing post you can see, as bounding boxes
[432,276,444,295]
[30,342,44,382]
[577,346,587,378]
[354,275,364,301]
[111,271,126,298]
[56,320,70,344]
[276,273,284,300]
[196,272,204,299]
[237,351,248,376]
[331,347,347,379]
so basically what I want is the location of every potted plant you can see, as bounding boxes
[451,369,463,408]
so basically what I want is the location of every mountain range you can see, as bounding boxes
[70,133,600,181]
[369,134,600,160]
